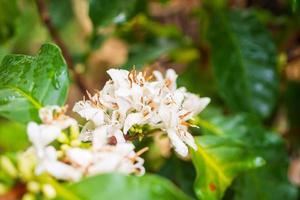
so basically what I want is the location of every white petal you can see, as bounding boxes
[197,97,211,113]
[153,71,164,82]
[166,69,178,90]
[88,153,120,175]
[67,148,93,168]
[53,117,77,130]
[113,129,126,144]
[183,94,210,116]
[107,69,129,88]
[167,129,188,157]
[79,121,95,142]
[27,122,60,150]
[123,113,144,134]
[178,128,197,150]
[45,161,82,181]
[92,126,109,149]
[173,89,185,105]
[73,101,105,126]
[39,106,59,123]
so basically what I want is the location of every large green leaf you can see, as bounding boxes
[190,135,263,200]
[0,43,69,123]
[232,133,298,200]
[0,121,28,152]
[89,0,137,27]
[194,112,298,200]
[66,173,191,200]
[208,10,279,118]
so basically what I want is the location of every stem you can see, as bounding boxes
[35,0,87,94]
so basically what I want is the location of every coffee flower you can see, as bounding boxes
[26,104,145,181]
[74,68,210,157]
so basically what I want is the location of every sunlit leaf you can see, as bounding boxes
[0,121,28,152]
[195,113,298,200]
[0,43,69,123]
[89,0,138,27]
[191,135,263,200]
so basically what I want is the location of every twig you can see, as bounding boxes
[35,0,87,94]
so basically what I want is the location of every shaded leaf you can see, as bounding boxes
[89,0,137,27]
[67,173,192,200]
[208,10,278,118]
[158,155,196,198]
[0,43,69,123]
[123,39,175,70]
[49,0,74,28]
[0,0,19,42]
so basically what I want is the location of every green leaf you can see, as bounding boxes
[232,133,298,200]
[0,121,28,152]
[49,0,74,28]
[208,10,279,118]
[0,43,69,123]
[158,155,196,198]
[89,0,137,27]
[124,40,175,70]
[190,135,263,200]
[195,112,298,200]
[67,173,192,200]
[0,0,19,43]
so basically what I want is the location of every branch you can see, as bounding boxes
[35,0,87,94]
[0,183,26,200]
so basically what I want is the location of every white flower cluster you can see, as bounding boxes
[26,68,210,182]
[74,68,210,157]
[27,106,144,182]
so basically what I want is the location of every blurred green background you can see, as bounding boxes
[1,0,300,199]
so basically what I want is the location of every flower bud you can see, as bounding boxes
[17,151,36,180]
[0,156,17,178]
[42,184,56,199]
[0,183,7,195]
[22,193,35,200]
[27,181,40,193]
[70,140,81,147]
[57,132,69,144]
[61,144,70,151]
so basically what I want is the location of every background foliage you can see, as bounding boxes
[1,0,300,199]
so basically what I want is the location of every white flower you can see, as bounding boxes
[27,122,60,157]
[73,68,210,157]
[66,143,145,176]
[39,106,77,130]
[182,93,210,120]
[88,143,145,176]
[35,146,82,181]
[66,148,93,169]
[73,101,105,126]
[153,69,178,91]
